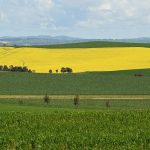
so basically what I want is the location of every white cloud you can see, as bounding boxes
[36,0,54,10]
[40,17,55,29]
[1,0,150,38]
[77,0,150,28]
[77,19,103,28]
[0,12,7,23]
[89,3,112,12]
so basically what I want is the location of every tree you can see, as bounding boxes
[61,67,66,73]
[44,93,50,105]
[61,67,73,73]
[74,95,79,107]
[0,65,3,71]
[28,69,32,73]
[49,69,53,74]
[106,100,110,108]
[3,65,8,71]
[66,67,73,73]
[56,70,58,73]
[9,65,14,71]
[22,66,28,72]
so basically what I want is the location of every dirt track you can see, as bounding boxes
[0,95,150,100]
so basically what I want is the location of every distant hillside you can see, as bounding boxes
[110,37,150,43]
[0,36,92,46]
[1,36,150,46]
[34,41,150,48]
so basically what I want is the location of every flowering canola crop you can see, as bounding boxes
[0,47,150,73]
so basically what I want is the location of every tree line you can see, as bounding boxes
[49,67,73,74]
[0,65,32,73]
[0,65,73,73]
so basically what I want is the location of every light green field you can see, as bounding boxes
[0,98,150,149]
[0,104,150,149]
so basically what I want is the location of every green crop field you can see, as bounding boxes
[1,81,150,149]
[0,69,150,95]
[0,96,150,149]
[0,106,150,149]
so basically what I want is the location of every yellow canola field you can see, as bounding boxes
[0,47,150,73]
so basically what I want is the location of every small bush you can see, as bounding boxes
[61,67,73,73]
[44,94,50,105]
[106,100,110,108]
[74,95,79,107]
[49,69,53,74]
[18,100,23,105]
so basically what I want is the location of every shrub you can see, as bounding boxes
[44,94,50,105]
[18,100,23,105]
[61,67,73,73]
[66,67,73,73]
[49,69,53,74]
[74,95,79,107]
[106,100,110,108]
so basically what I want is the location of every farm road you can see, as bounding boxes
[0,95,150,100]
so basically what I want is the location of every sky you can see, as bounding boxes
[0,0,150,39]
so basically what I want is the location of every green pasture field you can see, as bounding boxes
[0,69,150,95]
[34,41,150,48]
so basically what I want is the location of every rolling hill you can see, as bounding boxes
[1,36,150,46]
[35,41,150,48]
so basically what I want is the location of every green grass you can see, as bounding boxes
[0,109,150,149]
[33,41,150,48]
[0,69,150,95]
[1,99,150,110]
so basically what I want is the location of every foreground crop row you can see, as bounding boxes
[0,110,150,149]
